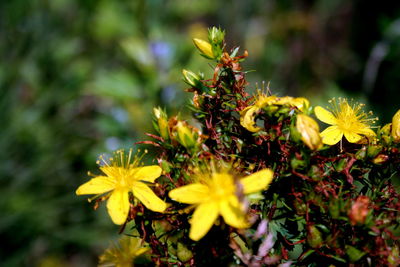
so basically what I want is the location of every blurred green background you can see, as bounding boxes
[1,0,400,266]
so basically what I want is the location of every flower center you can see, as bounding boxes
[111,167,134,189]
[331,99,375,133]
[209,173,236,200]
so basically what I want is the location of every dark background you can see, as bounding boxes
[1,0,400,266]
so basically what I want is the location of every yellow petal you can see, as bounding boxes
[343,131,363,143]
[106,189,130,225]
[241,169,274,194]
[189,202,219,241]
[76,176,115,195]
[132,182,167,212]
[256,95,277,107]
[392,109,400,141]
[219,197,249,229]
[135,247,150,257]
[359,127,376,138]
[314,106,337,125]
[168,183,210,204]
[274,96,293,105]
[320,126,343,145]
[134,165,162,183]
[240,106,261,132]
[292,97,310,111]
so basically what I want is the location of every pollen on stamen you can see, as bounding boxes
[97,154,112,167]
[87,171,96,177]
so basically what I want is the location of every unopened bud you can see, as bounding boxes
[367,145,382,158]
[177,242,193,262]
[379,123,392,144]
[388,246,400,266]
[153,107,169,140]
[182,69,201,87]
[372,154,389,164]
[175,121,197,150]
[392,109,400,142]
[296,114,323,150]
[208,26,225,45]
[307,225,323,248]
[193,38,214,59]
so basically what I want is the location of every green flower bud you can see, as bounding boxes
[388,246,400,266]
[367,145,382,158]
[160,160,172,174]
[177,242,193,262]
[153,107,169,140]
[175,121,198,150]
[182,69,201,88]
[355,146,367,160]
[208,26,225,45]
[380,123,392,144]
[307,225,323,248]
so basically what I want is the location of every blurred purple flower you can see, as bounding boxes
[150,41,173,69]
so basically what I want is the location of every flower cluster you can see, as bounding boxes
[76,27,400,266]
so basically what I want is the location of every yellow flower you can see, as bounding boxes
[168,166,274,241]
[193,38,214,59]
[391,109,400,142]
[239,94,278,132]
[99,236,149,267]
[296,114,322,150]
[314,98,377,145]
[255,94,278,107]
[76,149,167,225]
[239,91,310,132]
[274,96,310,112]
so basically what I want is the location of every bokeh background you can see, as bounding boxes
[1,0,400,266]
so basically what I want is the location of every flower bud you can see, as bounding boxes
[177,242,193,262]
[153,107,169,140]
[208,26,225,45]
[296,114,323,150]
[388,246,400,266]
[175,121,198,150]
[379,123,392,144]
[392,109,400,142]
[193,38,214,59]
[182,69,201,88]
[372,154,389,164]
[367,145,382,158]
[307,225,323,248]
